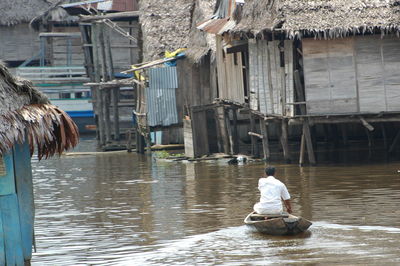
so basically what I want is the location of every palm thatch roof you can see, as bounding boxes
[139,0,195,61]
[234,0,400,39]
[0,62,79,159]
[185,0,217,63]
[0,0,52,26]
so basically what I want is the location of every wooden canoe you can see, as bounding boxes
[244,212,312,236]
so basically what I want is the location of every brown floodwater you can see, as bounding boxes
[30,138,400,265]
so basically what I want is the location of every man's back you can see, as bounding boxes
[254,176,290,214]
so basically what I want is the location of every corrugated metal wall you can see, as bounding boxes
[146,66,179,127]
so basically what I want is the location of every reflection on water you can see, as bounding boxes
[31,138,400,265]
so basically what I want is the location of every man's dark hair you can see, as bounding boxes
[265,166,276,176]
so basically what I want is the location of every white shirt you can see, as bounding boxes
[254,176,291,214]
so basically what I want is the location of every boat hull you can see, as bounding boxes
[244,212,312,236]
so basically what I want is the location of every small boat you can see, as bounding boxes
[244,212,312,235]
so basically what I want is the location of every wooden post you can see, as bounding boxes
[99,23,111,143]
[126,129,133,152]
[389,128,400,154]
[218,106,230,154]
[340,124,348,146]
[260,119,270,161]
[136,128,145,154]
[214,107,223,153]
[299,131,306,166]
[381,124,388,151]
[303,119,316,165]
[232,108,239,154]
[280,119,291,163]
[249,112,260,157]
[104,25,120,141]
[225,108,234,155]
[91,23,105,146]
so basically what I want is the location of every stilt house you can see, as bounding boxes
[0,0,51,68]
[0,62,79,265]
[197,0,400,163]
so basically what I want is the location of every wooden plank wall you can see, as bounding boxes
[52,27,85,66]
[184,118,195,157]
[248,39,294,115]
[303,38,358,114]
[0,24,40,62]
[216,36,245,103]
[0,151,24,265]
[303,35,400,115]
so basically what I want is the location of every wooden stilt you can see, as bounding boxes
[340,124,348,146]
[381,124,388,151]
[280,119,291,163]
[389,128,400,153]
[303,119,316,165]
[126,129,133,153]
[260,119,270,161]
[216,106,230,154]
[225,108,234,155]
[213,107,223,153]
[249,113,260,157]
[232,108,239,154]
[299,132,305,166]
[136,128,145,154]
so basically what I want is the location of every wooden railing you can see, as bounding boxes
[16,66,89,84]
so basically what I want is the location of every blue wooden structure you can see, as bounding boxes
[0,61,79,265]
[0,139,34,265]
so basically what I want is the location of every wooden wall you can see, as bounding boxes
[248,39,294,116]
[303,35,400,115]
[216,36,245,103]
[52,27,85,66]
[0,24,40,62]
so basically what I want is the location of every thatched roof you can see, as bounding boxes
[0,62,79,159]
[234,0,400,39]
[139,0,195,61]
[0,0,52,26]
[185,0,217,63]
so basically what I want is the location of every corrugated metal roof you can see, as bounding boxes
[146,67,179,127]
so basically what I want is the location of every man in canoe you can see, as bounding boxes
[253,166,292,215]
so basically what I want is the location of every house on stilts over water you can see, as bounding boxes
[0,0,51,68]
[0,62,79,264]
[189,0,400,164]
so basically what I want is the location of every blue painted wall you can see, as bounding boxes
[14,141,34,261]
[0,138,34,265]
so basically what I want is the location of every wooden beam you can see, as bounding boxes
[360,117,374,131]
[248,132,263,139]
[79,11,140,22]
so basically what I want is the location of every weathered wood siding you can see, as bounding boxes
[0,24,40,62]
[216,36,245,103]
[248,39,294,116]
[303,35,400,115]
